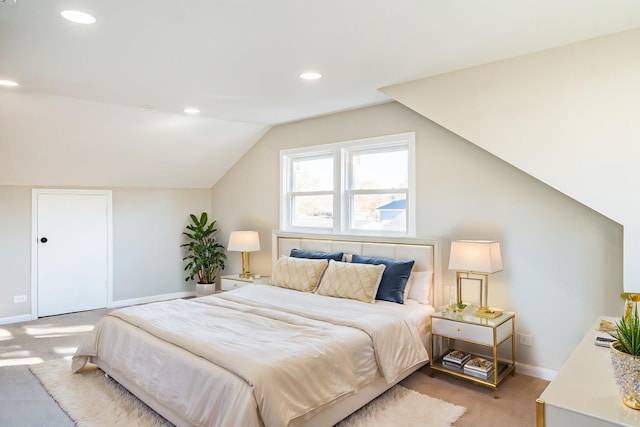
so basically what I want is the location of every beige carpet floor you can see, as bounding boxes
[402,366,548,427]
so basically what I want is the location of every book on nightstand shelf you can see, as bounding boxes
[463,356,494,379]
[463,356,494,373]
[464,366,495,379]
[442,360,465,370]
[442,350,471,366]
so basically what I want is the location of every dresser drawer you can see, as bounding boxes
[432,318,512,346]
[221,279,250,291]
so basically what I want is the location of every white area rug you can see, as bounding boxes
[31,358,466,427]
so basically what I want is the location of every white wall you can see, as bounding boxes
[381,28,640,291]
[0,186,212,321]
[211,101,622,373]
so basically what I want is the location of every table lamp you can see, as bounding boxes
[227,231,260,279]
[449,240,503,318]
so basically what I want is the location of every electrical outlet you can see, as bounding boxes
[13,295,27,303]
[520,333,533,347]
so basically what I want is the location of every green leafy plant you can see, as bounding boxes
[610,300,640,356]
[181,212,226,284]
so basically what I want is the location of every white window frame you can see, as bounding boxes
[280,132,416,236]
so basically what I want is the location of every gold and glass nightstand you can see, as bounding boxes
[429,307,516,398]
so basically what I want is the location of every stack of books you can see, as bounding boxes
[442,350,471,369]
[463,356,494,379]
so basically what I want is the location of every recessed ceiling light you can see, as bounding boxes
[0,80,19,87]
[184,107,200,115]
[61,10,96,24]
[299,72,322,80]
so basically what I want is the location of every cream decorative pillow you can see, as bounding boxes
[270,255,328,292]
[407,271,433,304]
[316,260,386,303]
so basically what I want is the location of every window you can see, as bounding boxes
[281,132,415,236]
[291,155,334,228]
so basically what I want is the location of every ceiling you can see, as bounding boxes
[2,0,640,188]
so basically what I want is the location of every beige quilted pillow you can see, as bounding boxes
[316,260,386,303]
[270,255,329,292]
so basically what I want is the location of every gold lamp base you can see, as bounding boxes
[475,306,503,319]
[239,251,251,278]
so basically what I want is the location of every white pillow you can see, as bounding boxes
[316,260,385,303]
[407,271,433,305]
[403,276,412,301]
[270,255,328,292]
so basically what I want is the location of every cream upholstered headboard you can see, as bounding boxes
[272,231,443,308]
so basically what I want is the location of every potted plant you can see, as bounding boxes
[609,293,640,410]
[181,212,226,296]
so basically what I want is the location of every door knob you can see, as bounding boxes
[40,237,48,243]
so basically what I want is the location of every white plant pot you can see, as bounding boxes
[196,283,214,297]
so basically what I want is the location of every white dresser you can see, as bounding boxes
[537,317,640,426]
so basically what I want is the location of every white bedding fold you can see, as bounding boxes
[209,285,430,383]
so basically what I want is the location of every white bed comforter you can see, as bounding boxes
[72,285,429,427]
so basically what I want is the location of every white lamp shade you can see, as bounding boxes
[448,240,503,274]
[227,231,260,252]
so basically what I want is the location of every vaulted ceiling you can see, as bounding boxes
[2,0,640,188]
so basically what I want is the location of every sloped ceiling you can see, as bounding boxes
[0,91,267,188]
[381,28,640,290]
[1,0,640,188]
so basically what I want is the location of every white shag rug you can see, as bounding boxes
[31,358,466,427]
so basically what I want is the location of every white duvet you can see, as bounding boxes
[73,285,430,427]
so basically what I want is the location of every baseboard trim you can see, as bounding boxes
[516,361,556,381]
[0,313,34,326]
[109,291,196,308]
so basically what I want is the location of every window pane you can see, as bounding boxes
[293,157,333,191]
[292,195,333,228]
[352,150,407,190]
[351,194,406,232]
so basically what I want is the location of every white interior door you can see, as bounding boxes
[36,191,110,316]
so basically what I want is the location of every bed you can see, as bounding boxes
[72,232,443,427]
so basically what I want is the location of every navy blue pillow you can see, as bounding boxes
[290,248,344,262]
[351,254,414,304]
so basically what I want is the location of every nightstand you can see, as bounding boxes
[429,307,516,398]
[220,275,270,291]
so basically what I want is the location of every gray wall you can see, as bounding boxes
[0,186,212,320]
[112,188,212,300]
[211,101,623,373]
[0,187,32,318]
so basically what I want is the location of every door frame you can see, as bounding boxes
[31,189,114,319]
